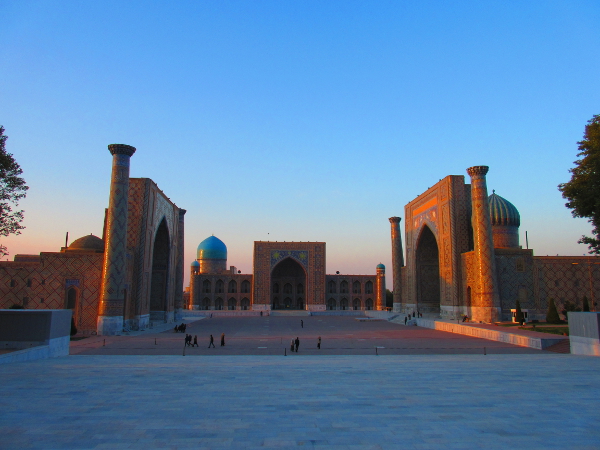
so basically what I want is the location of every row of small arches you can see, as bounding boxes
[202,279,251,294]
[200,297,251,310]
[327,298,374,310]
[272,283,303,294]
[328,280,373,294]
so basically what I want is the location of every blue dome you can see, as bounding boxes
[376,263,385,270]
[197,236,227,260]
[489,192,520,227]
[190,260,200,267]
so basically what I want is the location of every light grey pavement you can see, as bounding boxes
[1,353,600,450]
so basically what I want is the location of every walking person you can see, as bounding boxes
[317,336,321,349]
[290,338,295,352]
[404,316,407,325]
[193,335,198,347]
[220,333,225,347]
[301,320,304,328]
[208,334,215,348]
[295,337,299,353]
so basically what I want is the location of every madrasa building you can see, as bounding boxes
[186,165,599,324]
[388,165,599,323]
[186,238,387,312]
[0,144,186,335]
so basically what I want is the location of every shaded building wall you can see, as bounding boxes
[252,242,326,311]
[0,252,103,334]
[325,275,378,310]
[190,273,253,310]
[126,178,185,329]
[534,256,600,319]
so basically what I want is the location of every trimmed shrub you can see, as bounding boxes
[70,317,78,336]
[515,299,525,324]
[546,298,561,324]
[583,296,590,312]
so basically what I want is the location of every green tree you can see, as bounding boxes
[546,298,561,324]
[0,126,28,256]
[514,299,525,324]
[558,114,600,253]
[583,296,590,312]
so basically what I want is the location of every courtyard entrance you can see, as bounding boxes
[415,225,441,314]
[271,257,306,310]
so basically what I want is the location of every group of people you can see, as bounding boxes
[174,323,187,333]
[184,334,198,347]
[404,311,422,325]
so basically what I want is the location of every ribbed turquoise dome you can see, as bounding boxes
[197,236,227,260]
[190,260,200,267]
[488,192,520,227]
[376,263,385,270]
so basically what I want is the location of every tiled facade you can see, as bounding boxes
[187,241,385,311]
[398,166,599,321]
[0,145,185,335]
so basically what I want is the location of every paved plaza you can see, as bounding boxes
[2,317,600,450]
[69,316,543,356]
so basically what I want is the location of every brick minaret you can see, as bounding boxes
[174,209,186,320]
[375,264,386,310]
[466,166,501,323]
[97,144,136,335]
[389,217,404,312]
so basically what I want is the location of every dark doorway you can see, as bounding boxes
[271,258,306,310]
[150,218,170,321]
[415,225,440,313]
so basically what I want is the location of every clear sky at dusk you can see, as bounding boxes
[1,0,599,287]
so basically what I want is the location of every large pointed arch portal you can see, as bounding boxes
[415,225,440,313]
[271,257,306,310]
[150,218,170,321]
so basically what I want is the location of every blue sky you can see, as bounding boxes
[1,0,599,286]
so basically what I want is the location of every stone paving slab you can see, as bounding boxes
[1,354,599,449]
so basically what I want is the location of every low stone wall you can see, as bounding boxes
[311,311,366,316]
[568,312,600,356]
[0,309,72,364]
[187,310,263,317]
[416,318,566,350]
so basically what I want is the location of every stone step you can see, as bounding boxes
[544,338,571,353]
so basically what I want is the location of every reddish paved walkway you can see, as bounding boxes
[71,316,544,356]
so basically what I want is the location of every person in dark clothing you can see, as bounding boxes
[404,316,407,325]
[193,335,198,347]
[208,334,215,348]
[184,334,190,346]
[295,337,299,352]
[290,338,295,352]
[301,320,304,328]
[412,312,415,318]
[317,336,321,349]
[220,333,225,346]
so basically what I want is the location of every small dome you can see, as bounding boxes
[191,260,200,267]
[376,263,385,270]
[489,192,520,227]
[69,234,104,251]
[197,236,227,260]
